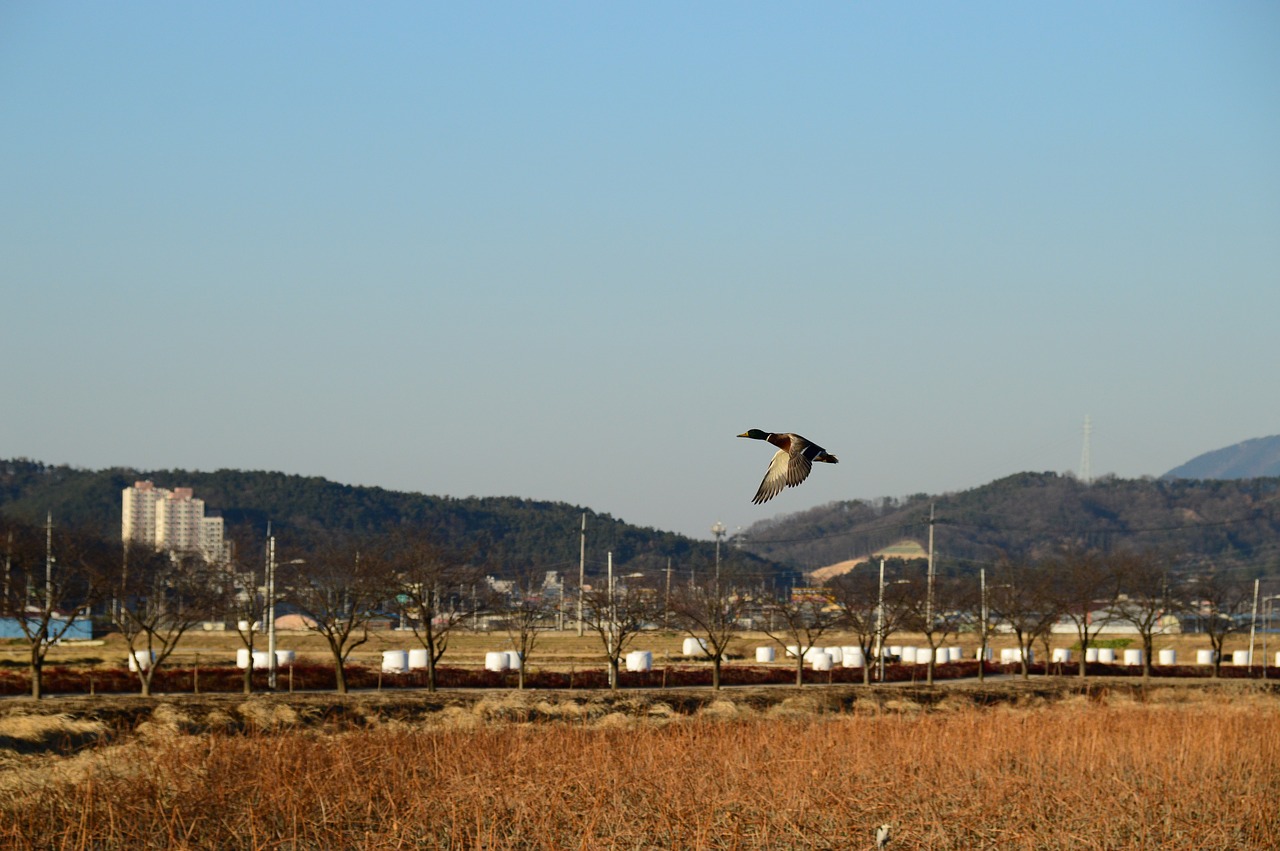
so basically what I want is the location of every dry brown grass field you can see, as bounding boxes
[3,630,1279,848]
[1,678,1277,850]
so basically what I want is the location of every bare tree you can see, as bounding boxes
[1111,550,1186,678]
[906,567,974,685]
[286,535,395,694]
[759,588,843,687]
[501,564,557,689]
[393,532,485,692]
[1046,547,1122,678]
[1187,569,1253,678]
[987,557,1060,679]
[113,545,225,697]
[581,569,656,690]
[0,518,105,699]
[220,527,270,695]
[668,571,749,690]
[827,563,915,685]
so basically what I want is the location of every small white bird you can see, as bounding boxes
[874,823,893,849]
[737,429,839,504]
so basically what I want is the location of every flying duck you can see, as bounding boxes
[737,430,839,504]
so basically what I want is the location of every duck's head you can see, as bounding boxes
[738,429,770,440]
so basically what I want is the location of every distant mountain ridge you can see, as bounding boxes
[0,459,785,581]
[6,458,1278,584]
[736,472,1280,577]
[1164,435,1280,480]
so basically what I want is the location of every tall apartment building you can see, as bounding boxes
[122,481,226,564]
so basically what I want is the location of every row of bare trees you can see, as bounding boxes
[656,548,1263,689]
[1,514,1267,698]
[0,517,228,698]
[977,549,1259,680]
[0,519,491,698]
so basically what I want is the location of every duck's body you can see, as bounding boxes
[737,429,838,504]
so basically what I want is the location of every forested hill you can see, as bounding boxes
[8,460,1277,582]
[0,459,783,579]
[737,473,1280,578]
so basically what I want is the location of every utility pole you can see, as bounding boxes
[1263,596,1279,680]
[607,551,615,624]
[606,551,616,688]
[577,513,586,637]
[267,532,277,690]
[664,557,672,629]
[926,503,937,684]
[3,531,12,606]
[45,512,53,610]
[875,557,886,683]
[1248,578,1260,672]
[926,504,936,631]
[979,567,988,683]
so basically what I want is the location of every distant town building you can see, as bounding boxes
[121,481,226,563]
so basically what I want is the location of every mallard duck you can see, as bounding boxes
[737,429,839,504]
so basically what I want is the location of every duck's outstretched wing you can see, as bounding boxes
[752,447,814,504]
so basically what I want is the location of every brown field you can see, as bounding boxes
[1,679,1278,850]
[5,626,1276,697]
[4,626,1272,673]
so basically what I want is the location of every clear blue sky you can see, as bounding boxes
[2,3,1277,540]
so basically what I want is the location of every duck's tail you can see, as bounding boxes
[817,453,838,464]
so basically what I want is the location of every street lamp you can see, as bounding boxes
[876,569,912,683]
[711,521,726,587]
[266,535,304,690]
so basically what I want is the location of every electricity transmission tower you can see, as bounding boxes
[1079,414,1093,484]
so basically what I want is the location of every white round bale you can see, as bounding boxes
[626,650,653,672]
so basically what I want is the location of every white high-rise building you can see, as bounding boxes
[122,481,226,564]
[121,480,160,545]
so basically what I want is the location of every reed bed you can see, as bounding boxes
[2,697,1277,850]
